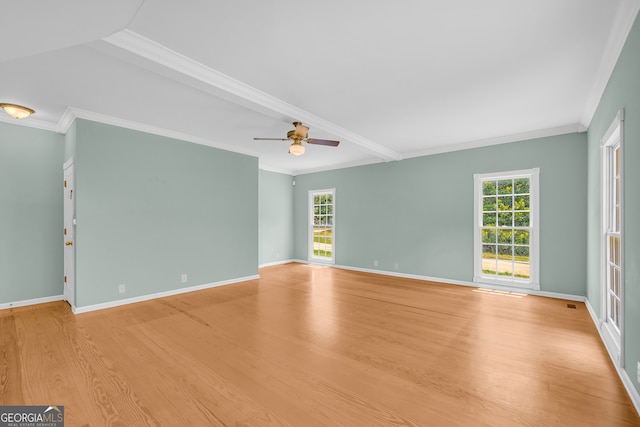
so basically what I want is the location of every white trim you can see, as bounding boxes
[403,124,585,160]
[585,299,640,417]
[103,29,401,162]
[292,259,583,301]
[63,156,74,170]
[259,259,296,268]
[72,274,259,314]
[58,107,259,158]
[600,109,624,364]
[292,158,385,176]
[581,1,640,128]
[0,294,64,311]
[259,163,294,175]
[0,114,59,132]
[57,107,77,134]
[601,110,625,147]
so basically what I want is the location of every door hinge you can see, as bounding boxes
[64,228,67,235]
[64,180,67,188]
[64,276,67,283]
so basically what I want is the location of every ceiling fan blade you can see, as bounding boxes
[294,124,309,138]
[253,137,289,141]
[307,138,340,147]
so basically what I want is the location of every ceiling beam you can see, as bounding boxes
[104,30,402,162]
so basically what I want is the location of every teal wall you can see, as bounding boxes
[587,13,640,392]
[259,170,294,265]
[64,120,76,161]
[73,120,258,307]
[0,122,64,304]
[293,132,588,296]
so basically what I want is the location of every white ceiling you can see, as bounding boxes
[1,0,639,175]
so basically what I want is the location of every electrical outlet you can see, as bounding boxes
[181,274,188,283]
[373,260,378,267]
[118,284,126,294]
[394,262,399,270]
[637,361,640,383]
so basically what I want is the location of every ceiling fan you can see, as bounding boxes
[254,122,340,156]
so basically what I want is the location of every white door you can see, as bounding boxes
[63,158,75,308]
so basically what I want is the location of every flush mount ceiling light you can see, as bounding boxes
[0,103,35,119]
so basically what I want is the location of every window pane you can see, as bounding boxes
[483,197,496,211]
[610,236,620,266]
[482,228,496,244]
[498,245,512,257]
[482,245,497,274]
[483,181,496,196]
[482,244,496,257]
[514,178,529,194]
[498,230,512,244]
[514,230,529,245]
[498,212,513,227]
[497,245,513,276]
[498,180,513,195]
[483,213,496,226]
[514,245,529,260]
[514,212,529,227]
[514,195,529,210]
[498,196,512,211]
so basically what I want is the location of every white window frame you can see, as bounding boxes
[473,168,540,289]
[600,109,624,365]
[308,188,336,264]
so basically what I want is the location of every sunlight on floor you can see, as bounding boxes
[473,288,528,298]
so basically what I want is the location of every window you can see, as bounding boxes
[601,110,624,357]
[309,189,335,263]
[474,169,539,289]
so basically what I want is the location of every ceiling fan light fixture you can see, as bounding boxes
[0,103,35,119]
[289,143,305,156]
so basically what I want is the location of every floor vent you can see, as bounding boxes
[567,303,577,309]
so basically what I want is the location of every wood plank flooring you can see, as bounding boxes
[1,263,639,426]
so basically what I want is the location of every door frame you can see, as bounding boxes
[63,157,75,309]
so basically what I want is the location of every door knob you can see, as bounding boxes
[65,241,73,246]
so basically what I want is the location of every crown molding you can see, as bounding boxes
[59,107,260,158]
[580,0,640,128]
[402,123,586,160]
[0,114,58,132]
[103,29,402,162]
[292,157,384,176]
[57,107,76,133]
[259,163,295,175]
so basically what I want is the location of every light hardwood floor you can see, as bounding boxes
[1,263,639,426]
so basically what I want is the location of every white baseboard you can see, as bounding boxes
[294,260,585,302]
[73,274,260,314]
[0,294,64,311]
[259,259,296,268]
[585,299,640,416]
